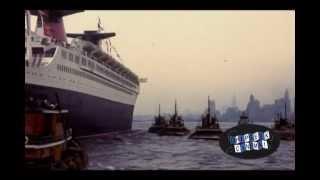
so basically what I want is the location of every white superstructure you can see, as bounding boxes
[25,11,140,106]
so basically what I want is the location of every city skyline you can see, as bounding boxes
[143,88,295,117]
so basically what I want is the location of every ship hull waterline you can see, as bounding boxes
[25,83,134,137]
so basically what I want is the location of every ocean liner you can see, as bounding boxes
[25,10,140,136]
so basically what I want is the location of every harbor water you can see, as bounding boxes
[79,120,295,170]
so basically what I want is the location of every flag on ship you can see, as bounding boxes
[98,17,104,32]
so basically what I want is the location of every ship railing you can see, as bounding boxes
[67,39,139,87]
[95,54,139,87]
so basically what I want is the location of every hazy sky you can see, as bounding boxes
[31,10,295,115]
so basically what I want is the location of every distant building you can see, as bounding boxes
[220,96,241,121]
[219,89,294,122]
[260,104,275,122]
[246,94,261,121]
[221,106,241,121]
[274,89,292,118]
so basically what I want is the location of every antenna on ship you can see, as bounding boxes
[175,99,178,116]
[214,99,218,123]
[105,39,111,54]
[208,96,211,122]
[98,16,104,32]
[158,104,161,118]
[96,16,111,54]
[284,102,287,120]
[139,78,148,83]
[111,46,124,62]
[214,100,217,119]
[97,16,123,62]
[97,16,107,51]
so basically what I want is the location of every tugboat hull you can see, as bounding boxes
[189,128,223,140]
[188,135,220,140]
[148,126,165,133]
[273,129,295,141]
[158,127,190,136]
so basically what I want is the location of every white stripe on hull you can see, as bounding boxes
[25,47,139,106]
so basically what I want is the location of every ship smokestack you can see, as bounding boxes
[30,10,84,42]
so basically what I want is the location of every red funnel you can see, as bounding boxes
[30,10,83,42]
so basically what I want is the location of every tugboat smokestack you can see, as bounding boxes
[175,99,177,116]
[285,102,287,119]
[208,96,211,124]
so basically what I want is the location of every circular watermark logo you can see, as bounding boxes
[219,124,280,159]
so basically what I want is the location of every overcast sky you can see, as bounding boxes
[30,10,295,115]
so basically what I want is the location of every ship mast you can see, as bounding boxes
[158,104,161,118]
[208,96,211,125]
[214,100,218,124]
[213,100,216,118]
[175,99,177,116]
[284,102,287,120]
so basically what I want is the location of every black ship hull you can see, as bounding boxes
[25,84,134,137]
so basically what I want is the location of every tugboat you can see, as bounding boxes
[272,103,295,141]
[238,111,250,125]
[189,96,223,140]
[25,94,88,170]
[158,100,190,136]
[148,104,168,133]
